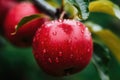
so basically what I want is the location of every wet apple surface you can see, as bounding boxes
[32,19,93,76]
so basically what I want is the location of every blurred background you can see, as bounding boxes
[0,0,120,80]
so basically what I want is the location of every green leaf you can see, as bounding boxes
[68,0,89,20]
[11,14,47,35]
[92,41,111,80]
[85,21,120,62]
[89,0,120,19]
[94,29,120,62]
[45,0,61,8]
[64,2,77,18]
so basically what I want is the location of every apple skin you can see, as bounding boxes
[32,19,93,76]
[4,2,50,47]
[0,0,17,35]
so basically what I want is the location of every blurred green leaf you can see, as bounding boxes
[85,21,120,62]
[45,0,61,8]
[92,41,111,80]
[95,29,120,62]
[68,0,89,20]
[64,2,77,18]
[89,0,120,19]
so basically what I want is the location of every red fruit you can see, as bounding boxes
[0,0,17,35]
[32,19,93,76]
[4,2,49,47]
[0,0,16,21]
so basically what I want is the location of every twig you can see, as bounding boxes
[59,11,66,19]
[32,0,57,18]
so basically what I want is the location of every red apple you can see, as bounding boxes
[0,0,17,35]
[32,19,93,76]
[0,0,17,21]
[4,2,50,47]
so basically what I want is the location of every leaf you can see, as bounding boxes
[85,21,120,62]
[11,14,47,35]
[68,0,89,20]
[92,41,111,80]
[64,2,78,18]
[95,29,120,62]
[89,0,120,19]
[45,0,61,8]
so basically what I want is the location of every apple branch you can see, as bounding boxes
[32,0,57,18]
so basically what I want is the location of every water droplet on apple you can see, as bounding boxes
[41,41,44,44]
[74,37,77,40]
[52,31,57,36]
[59,51,63,57]
[70,47,73,51]
[58,19,62,22]
[76,22,80,26]
[48,58,52,63]
[70,54,73,58]
[38,28,41,32]
[68,39,72,43]
[55,57,59,63]
[33,38,36,42]
[87,48,90,53]
[43,49,46,54]
[81,30,84,33]
[51,21,54,24]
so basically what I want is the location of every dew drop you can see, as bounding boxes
[41,41,44,44]
[52,31,57,36]
[55,57,59,63]
[81,30,84,33]
[33,38,36,42]
[36,37,39,41]
[74,37,77,40]
[51,21,54,24]
[79,57,82,60]
[70,47,73,51]
[70,54,73,58]
[58,19,62,22]
[68,39,72,43]
[87,48,90,53]
[59,51,63,57]
[48,58,52,63]
[38,28,41,32]
[43,49,46,54]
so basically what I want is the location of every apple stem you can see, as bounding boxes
[59,11,66,20]
[59,0,66,19]
[32,0,57,18]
